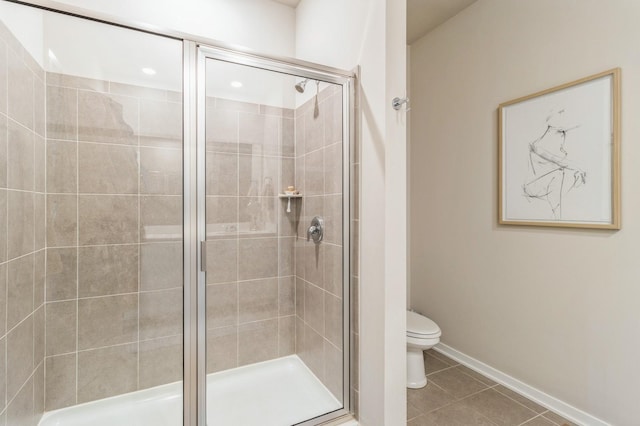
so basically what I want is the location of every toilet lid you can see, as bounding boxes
[407,311,441,337]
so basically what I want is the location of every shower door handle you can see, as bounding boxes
[307,216,324,243]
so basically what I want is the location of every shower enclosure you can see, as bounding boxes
[0,1,355,425]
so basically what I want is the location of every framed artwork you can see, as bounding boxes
[498,68,620,229]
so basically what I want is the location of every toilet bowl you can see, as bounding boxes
[406,311,441,389]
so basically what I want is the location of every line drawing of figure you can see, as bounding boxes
[522,109,587,219]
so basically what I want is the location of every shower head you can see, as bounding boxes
[295,79,308,93]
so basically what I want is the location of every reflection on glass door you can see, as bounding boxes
[202,56,347,425]
[0,2,184,425]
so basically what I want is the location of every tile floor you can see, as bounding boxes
[407,350,579,426]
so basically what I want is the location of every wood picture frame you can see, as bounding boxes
[498,68,621,229]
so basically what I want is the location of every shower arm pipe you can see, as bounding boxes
[7,0,356,80]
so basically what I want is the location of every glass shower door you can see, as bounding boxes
[200,52,349,425]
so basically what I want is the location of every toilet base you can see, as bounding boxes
[407,347,427,389]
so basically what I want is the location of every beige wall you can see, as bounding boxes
[409,1,640,424]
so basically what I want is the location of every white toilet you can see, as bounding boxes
[406,310,441,389]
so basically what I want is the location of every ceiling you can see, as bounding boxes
[272,0,476,44]
[271,0,301,7]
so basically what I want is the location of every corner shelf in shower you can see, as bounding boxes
[278,193,303,213]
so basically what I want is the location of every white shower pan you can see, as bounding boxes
[39,355,341,426]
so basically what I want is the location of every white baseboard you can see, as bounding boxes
[433,343,610,426]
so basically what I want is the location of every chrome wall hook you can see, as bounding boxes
[392,96,410,111]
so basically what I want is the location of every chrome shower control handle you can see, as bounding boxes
[307,216,324,244]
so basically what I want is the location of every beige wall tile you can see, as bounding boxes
[0,116,6,189]
[139,289,183,340]
[295,277,305,320]
[46,300,77,356]
[34,193,45,251]
[238,155,284,197]
[206,326,237,374]
[239,112,280,156]
[78,195,138,245]
[45,354,76,410]
[0,336,5,411]
[325,292,342,348]
[34,362,44,424]
[34,250,46,307]
[7,47,33,129]
[206,283,237,329]
[205,239,237,284]
[7,190,34,259]
[205,152,238,196]
[6,373,33,426]
[295,317,304,354]
[33,78,47,137]
[278,315,295,356]
[305,282,324,335]
[78,294,138,350]
[46,86,77,141]
[238,278,278,324]
[304,243,324,289]
[140,242,183,291]
[304,152,324,196]
[34,305,45,367]
[324,142,343,195]
[78,91,138,145]
[139,335,182,389]
[109,82,166,101]
[295,238,306,280]
[46,194,77,247]
[139,99,182,149]
[279,276,295,316]
[0,41,6,116]
[46,140,77,194]
[140,195,182,242]
[238,238,278,280]
[278,237,295,276]
[140,147,182,195]
[304,107,324,154]
[324,243,343,297]
[206,196,238,238]
[78,143,139,194]
[324,340,343,402]
[7,120,34,191]
[278,199,300,238]
[324,92,343,146]
[238,196,277,234]
[78,244,138,297]
[34,135,46,193]
[303,323,324,381]
[323,194,343,245]
[77,344,137,403]
[238,318,278,366]
[214,98,259,114]
[7,254,34,330]
[0,264,5,335]
[46,248,77,302]
[7,314,33,402]
[205,107,238,153]
[282,117,295,157]
[295,115,305,156]
[46,73,108,92]
[0,190,6,262]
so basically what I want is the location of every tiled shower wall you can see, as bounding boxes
[204,97,298,372]
[0,21,47,426]
[294,85,345,402]
[43,72,184,410]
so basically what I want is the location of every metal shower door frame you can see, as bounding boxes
[192,43,354,426]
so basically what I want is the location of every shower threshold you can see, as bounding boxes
[39,355,342,426]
